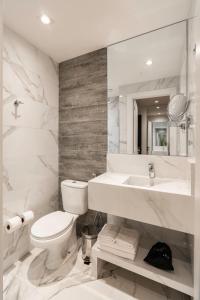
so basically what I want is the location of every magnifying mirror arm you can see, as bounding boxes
[168,115,192,129]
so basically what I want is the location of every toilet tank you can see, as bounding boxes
[61,180,88,215]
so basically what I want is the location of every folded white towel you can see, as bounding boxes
[97,224,140,261]
[98,224,119,243]
[98,239,138,255]
[98,243,137,261]
[115,227,140,250]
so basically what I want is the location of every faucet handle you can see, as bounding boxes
[148,163,153,169]
[148,163,155,179]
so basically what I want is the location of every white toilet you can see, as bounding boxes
[30,180,88,270]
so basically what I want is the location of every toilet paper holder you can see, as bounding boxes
[5,216,22,234]
[5,211,34,234]
[20,211,34,226]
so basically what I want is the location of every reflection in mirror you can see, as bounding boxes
[168,93,189,122]
[136,96,169,155]
[108,21,188,156]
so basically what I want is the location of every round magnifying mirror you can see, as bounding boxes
[168,94,189,122]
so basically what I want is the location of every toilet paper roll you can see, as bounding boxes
[5,216,22,234]
[20,210,34,226]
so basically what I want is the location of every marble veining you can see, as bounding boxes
[3,166,13,191]
[37,155,58,177]
[119,97,128,153]
[52,272,190,300]
[3,126,17,139]
[3,246,190,300]
[89,172,193,233]
[119,76,179,96]
[107,154,191,180]
[3,27,59,270]
[3,245,95,300]
[108,96,119,153]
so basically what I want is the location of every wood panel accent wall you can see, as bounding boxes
[59,48,107,182]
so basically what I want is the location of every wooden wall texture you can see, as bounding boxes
[59,48,107,182]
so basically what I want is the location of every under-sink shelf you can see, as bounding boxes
[92,242,193,297]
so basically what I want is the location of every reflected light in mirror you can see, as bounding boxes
[196,45,200,55]
[146,59,152,66]
[40,14,52,25]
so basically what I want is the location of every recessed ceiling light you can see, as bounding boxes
[157,112,161,115]
[146,59,152,66]
[40,14,52,25]
[156,106,160,109]
[154,100,159,104]
[119,95,123,98]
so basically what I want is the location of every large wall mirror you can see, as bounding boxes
[108,21,189,156]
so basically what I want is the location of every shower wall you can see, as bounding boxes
[3,27,59,270]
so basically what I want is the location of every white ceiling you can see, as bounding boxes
[3,0,192,63]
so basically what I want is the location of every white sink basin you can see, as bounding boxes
[123,175,170,188]
[88,172,193,234]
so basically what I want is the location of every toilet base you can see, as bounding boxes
[31,218,78,271]
[46,237,78,270]
[45,243,65,270]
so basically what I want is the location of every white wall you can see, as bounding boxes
[191,1,200,299]
[3,27,59,270]
[0,0,3,297]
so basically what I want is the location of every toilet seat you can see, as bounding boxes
[31,211,74,240]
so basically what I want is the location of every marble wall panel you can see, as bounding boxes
[3,27,59,270]
[119,76,179,96]
[108,96,119,153]
[107,153,191,180]
[188,19,197,158]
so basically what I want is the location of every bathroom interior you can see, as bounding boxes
[1,0,200,299]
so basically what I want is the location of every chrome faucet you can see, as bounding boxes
[148,163,155,179]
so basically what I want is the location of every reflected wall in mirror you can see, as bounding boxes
[136,96,169,155]
[108,21,189,156]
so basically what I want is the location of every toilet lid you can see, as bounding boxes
[31,211,74,239]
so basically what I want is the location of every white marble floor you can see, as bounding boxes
[3,245,95,300]
[3,245,190,300]
[52,268,190,300]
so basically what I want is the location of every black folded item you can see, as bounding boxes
[144,242,174,271]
